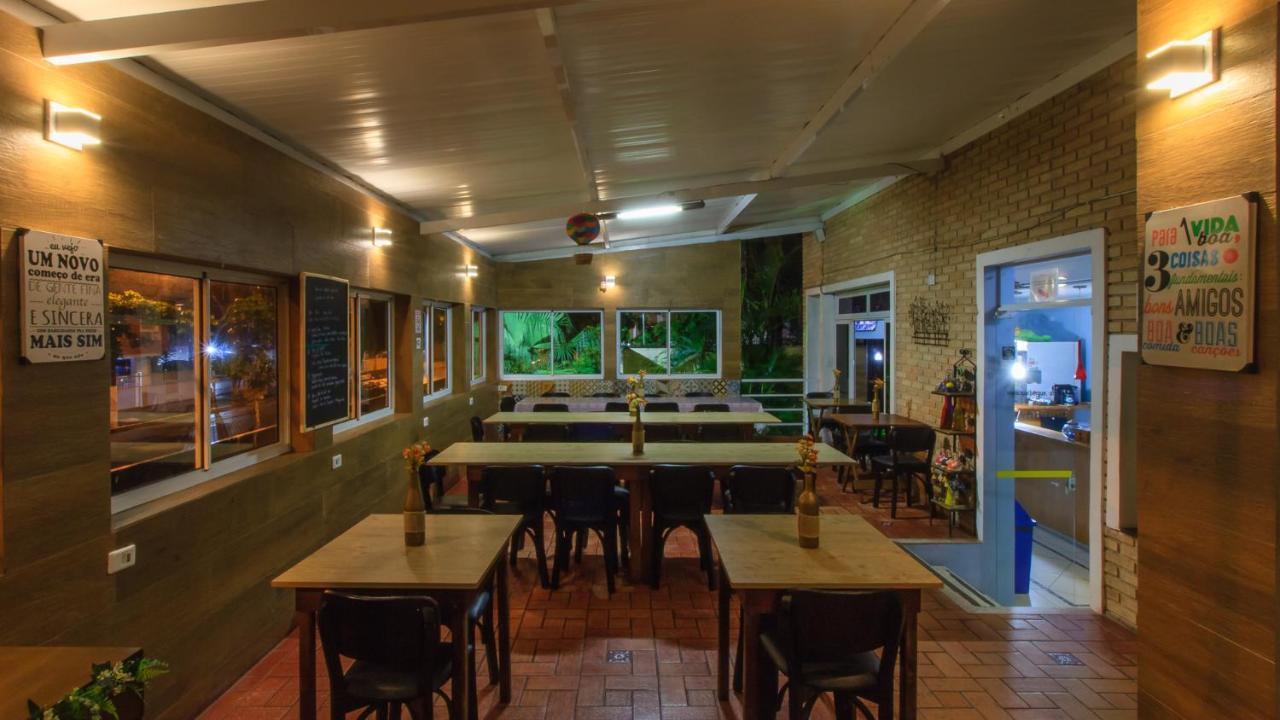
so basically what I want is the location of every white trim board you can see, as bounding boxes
[497,220,821,263]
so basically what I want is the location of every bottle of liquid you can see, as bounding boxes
[404,467,426,546]
[797,472,820,548]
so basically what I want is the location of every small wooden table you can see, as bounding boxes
[429,442,855,582]
[827,413,927,488]
[0,646,142,719]
[272,514,520,720]
[484,411,779,441]
[706,514,942,720]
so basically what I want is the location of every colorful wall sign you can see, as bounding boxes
[1142,194,1256,371]
[18,229,106,363]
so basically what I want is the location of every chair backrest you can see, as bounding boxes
[685,391,714,397]
[591,392,617,397]
[571,423,617,442]
[533,403,569,412]
[522,423,568,442]
[470,416,484,442]
[693,403,731,412]
[318,591,444,684]
[499,396,517,412]
[549,466,617,523]
[646,401,680,412]
[724,466,796,513]
[781,590,903,687]
[418,448,446,506]
[650,465,715,516]
[834,403,872,414]
[805,391,833,399]
[890,426,936,457]
[604,402,630,412]
[542,391,571,397]
[479,465,546,511]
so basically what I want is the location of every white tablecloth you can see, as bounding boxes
[513,396,763,412]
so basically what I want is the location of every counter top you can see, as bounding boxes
[1014,421,1089,448]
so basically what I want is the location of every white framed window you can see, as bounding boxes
[617,309,721,379]
[423,303,452,403]
[471,307,487,385]
[336,290,395,432]
[107,254,289,513]
[499,309,604,380]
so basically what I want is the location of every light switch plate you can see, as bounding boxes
[108,545,136,574]
[332,454,343,469]
[469,396,475,406]
[423,416,430,427]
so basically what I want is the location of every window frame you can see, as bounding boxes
[335,288,396,433]
[107,253,291,514]
[498,309,606,380]
[470,306,487,385]
[616,308,722,379]
[422,302,453,405]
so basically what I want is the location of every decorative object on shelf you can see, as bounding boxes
[795,435,821,548]
[871,377,885,421]
[909,295,950,346]
[27,657,168,720]
[566,212,602,265]
[831,367,842,401]
[401,440,432,546]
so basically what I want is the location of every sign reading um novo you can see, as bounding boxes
[18,229,106,363]
[1142,194,1256,371]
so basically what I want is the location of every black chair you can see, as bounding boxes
[571,422,617,442]
[871,426,937,517]
[418,449,447,509]
[542,391,571,397]
[470,416,484,442]
[804,391,833,399]
[642,401,683,441]
[524,404,569,442]
[649,465,716,590]
[479,465,550,588]
[318,591,455,720]
[499,396,517,412]
[760,591,903,720]
[685,391,714,397]
[723,465,795,691]
[693,403,742,442]
[604,401,630,412]
[548,466,622,594]
[591,391,617,397]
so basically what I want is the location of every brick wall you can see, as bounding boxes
[805,59,1139,628]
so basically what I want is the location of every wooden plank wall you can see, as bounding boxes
[1134,1,1278,718]
[0,9,499,718]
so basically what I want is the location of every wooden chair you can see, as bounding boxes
[649,465,716,590]
[871,426,937,517]
[478,465,550,588]
[524,404,569,442]
[548,466,622,594]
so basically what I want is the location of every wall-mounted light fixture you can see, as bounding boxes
[599,275,616,293]
[369,227,393,248]
[460,264,479,279]
[1146,29,1218,98]
[598,200,705,222]
[44,100,101,150]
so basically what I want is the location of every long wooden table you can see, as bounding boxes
[514,396,763,412]
[428,442,855,581]
[484,411,779,441]
[0,646,142,720]
[272,514,520,720]
[706,514,942,720]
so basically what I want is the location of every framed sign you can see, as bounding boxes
[301,272,351,430]
[17,229,106,363]
[1142,194,1257,371]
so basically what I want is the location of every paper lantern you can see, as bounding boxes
[565,213,601,246]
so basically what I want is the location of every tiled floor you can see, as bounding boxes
[199,468,1136,720]
[1028,542,1091,609]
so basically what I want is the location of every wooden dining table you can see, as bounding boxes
[483,411,779,441]
[826,413,927,485]
[706,514,942,720]
[0,646,142,720]
[428,442,855,582]
[272,514,520,720]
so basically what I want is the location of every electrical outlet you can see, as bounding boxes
[331,453,343,470]
[927,273,937,286]
[107,545,137,574]
[469,396,474,406]
[423,416,430,428]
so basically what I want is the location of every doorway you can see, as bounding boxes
[835,286,892,405]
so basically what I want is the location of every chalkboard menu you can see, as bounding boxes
[301,273,351,429]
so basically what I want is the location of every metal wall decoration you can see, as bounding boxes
[909,295,950,346]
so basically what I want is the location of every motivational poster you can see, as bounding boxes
[1142,194,1256,371]
[18,229,106,363]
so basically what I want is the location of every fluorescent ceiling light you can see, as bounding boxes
[616,204,683,221]
[44,101,101,150]
[1145,30,1218,98]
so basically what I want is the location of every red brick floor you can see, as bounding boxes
[199,469,1135,720]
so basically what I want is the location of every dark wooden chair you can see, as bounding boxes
[524,404,569,442]
[871,426,937,517]
[548,466,622,594]
[642,401,682,441]
[478,465,550,588]
[694,403,741,442]
[685,391,714,397]
[541,391,571,397]
[604,401,630,412]
[760,591,904,720]
[649,464,716,590]
[469,416,484,442]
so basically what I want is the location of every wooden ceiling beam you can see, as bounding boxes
[41,0,599,64]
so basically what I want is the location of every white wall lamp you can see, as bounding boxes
[599,275,616,293]
[369,227,393,248]
[460,264,479,279]
[44,100,101,150]
[1146,29,1219,98]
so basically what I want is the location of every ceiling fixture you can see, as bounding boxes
[598,200,706,222]
[44,101,101,151]
[1145,29,1218,98]
[599,275,616,293]
[369,227,393,248]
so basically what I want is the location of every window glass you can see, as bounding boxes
[619,311,669,374]
[431,307,449,393]
[359,296,390,414]
[471,309,485,382]
[870,291,891,313]
[670,311,719,375]
[552,311,604,375]
[207,281,279,464]
[502,311,553,375]
[108,268,199,494]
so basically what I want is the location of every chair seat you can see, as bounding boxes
[760,633,881,692]
[344,650,453,701]
[870,455,930,473]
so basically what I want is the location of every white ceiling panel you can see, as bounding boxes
[33,0,259,21]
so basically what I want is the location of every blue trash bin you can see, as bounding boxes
[1014,501,1036,595]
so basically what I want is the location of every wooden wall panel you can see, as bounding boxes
[1134,2,1278,718]
[0,8,499,719]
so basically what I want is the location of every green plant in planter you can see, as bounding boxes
[208,291,278,428]
[28,658,168,720]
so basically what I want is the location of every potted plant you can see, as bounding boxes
[28,657,168,720]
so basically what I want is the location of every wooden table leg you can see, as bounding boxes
[899,589,922,720]
[452,598,472,720]
[716,564,730,701]
[295,591,320,720]
[511,424,526,442]
[740,590,778,720]
[620,467,648,581]
[496,559,512,703]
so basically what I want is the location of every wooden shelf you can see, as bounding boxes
[932,466,976,476]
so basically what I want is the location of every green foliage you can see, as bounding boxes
[502,311,552,375]
[209,290,277,402]
[553,313,603,374]
[741,236,804,378]
[28,658,168,720]
[503,311,603,376]
[670,312,718,374]
[108,290,194,373]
